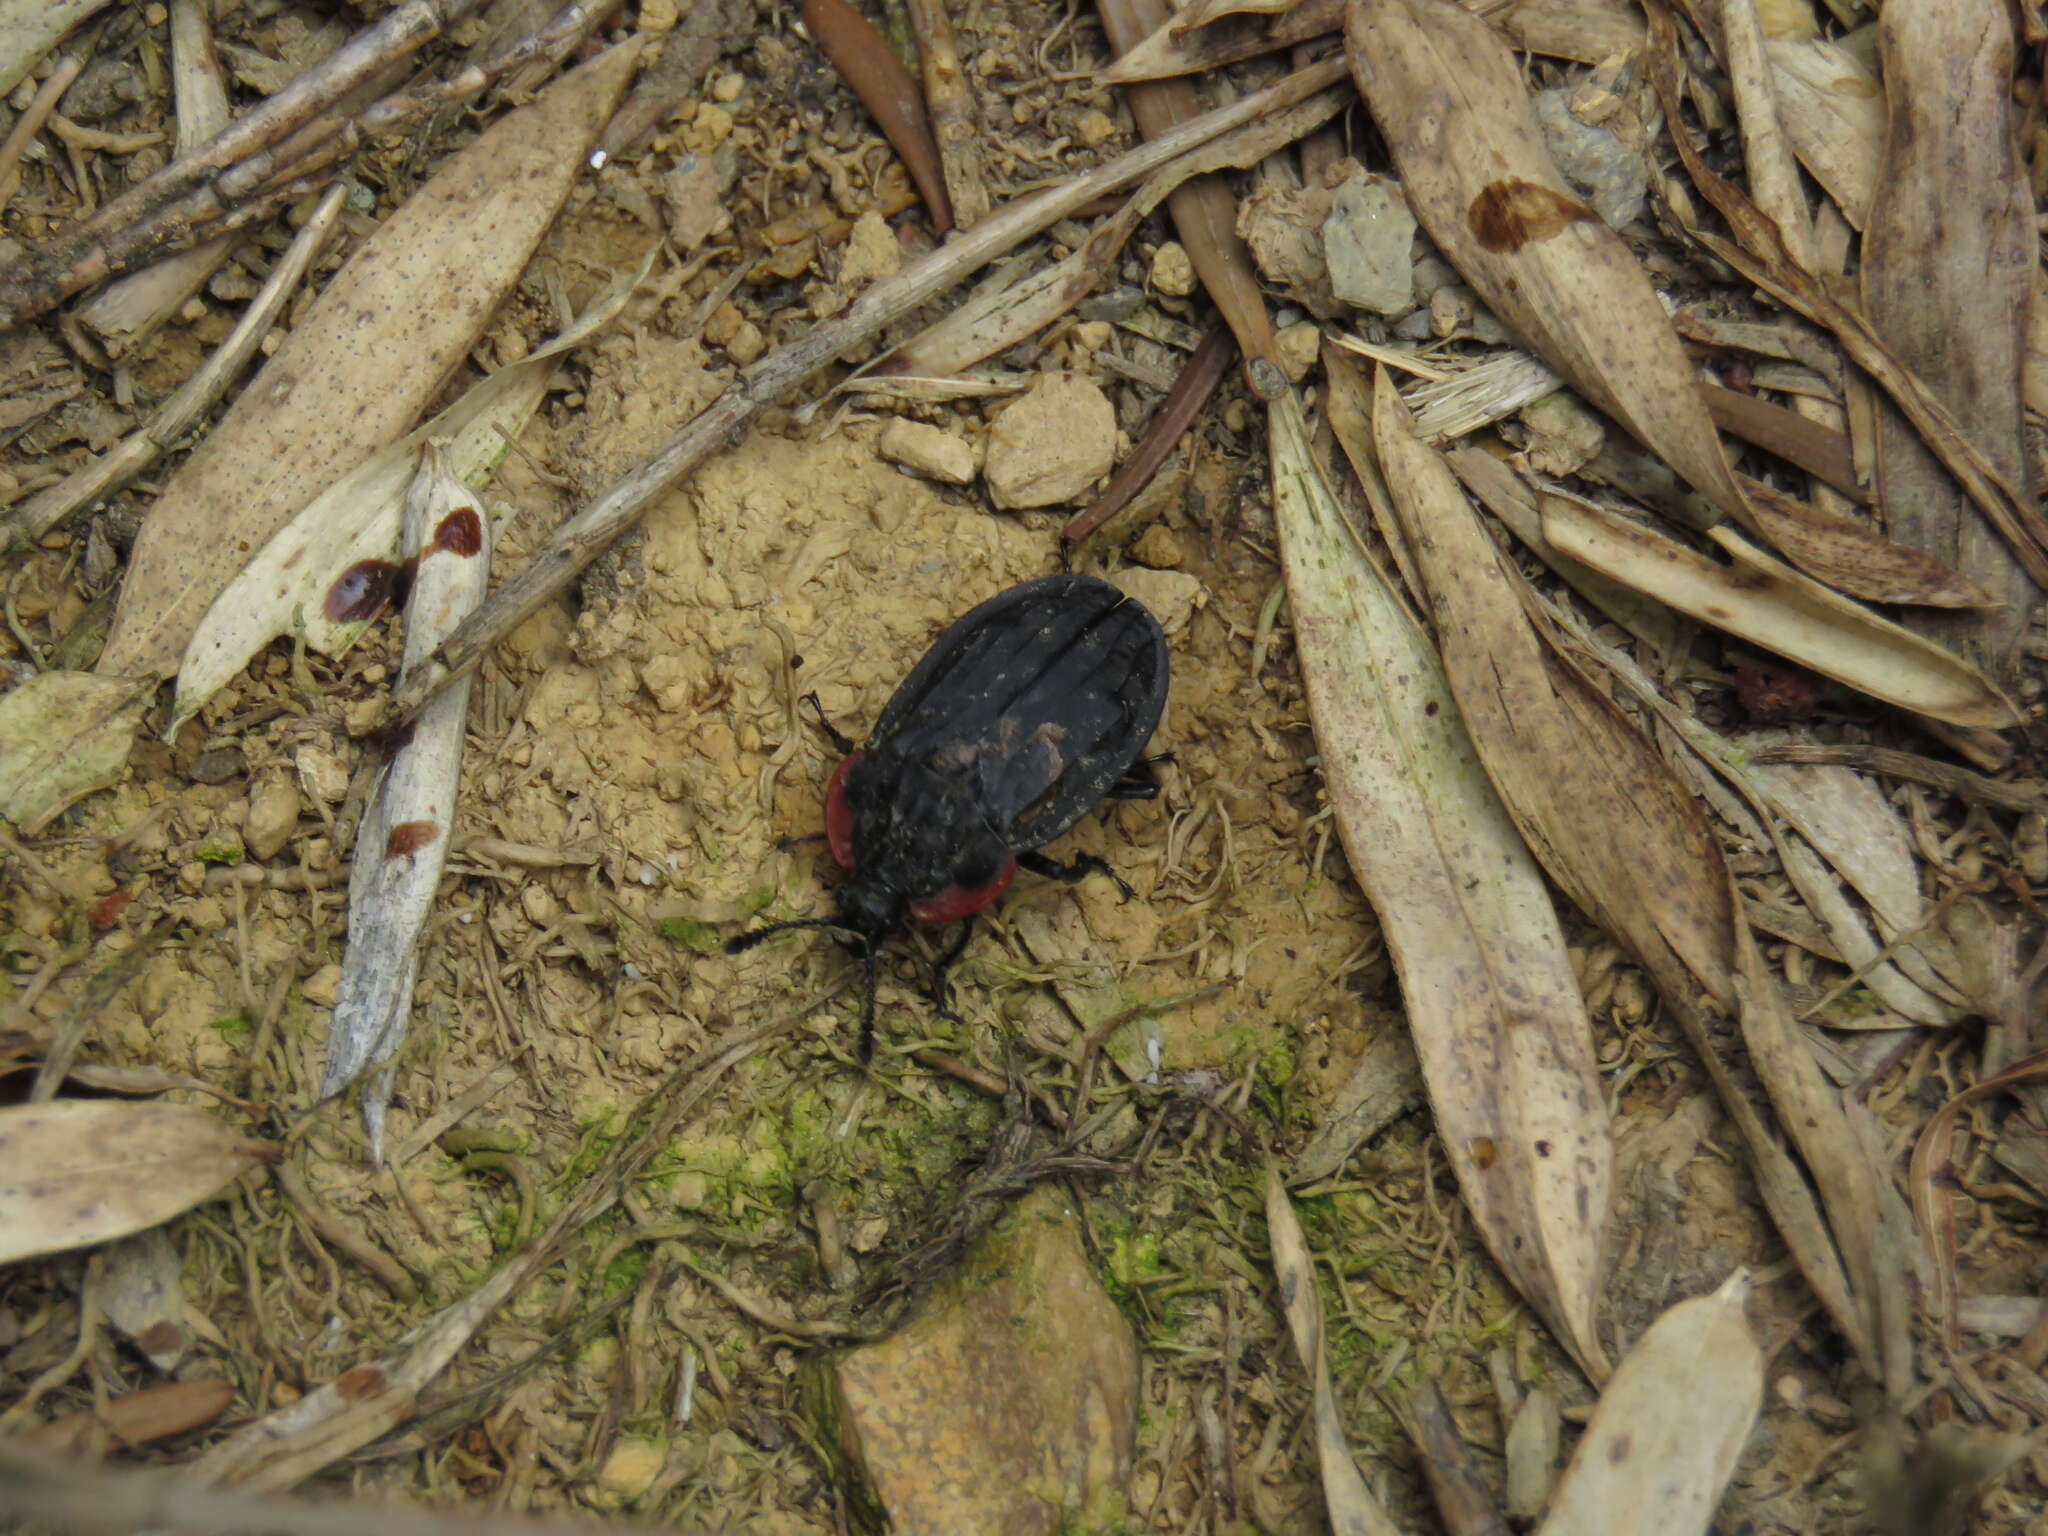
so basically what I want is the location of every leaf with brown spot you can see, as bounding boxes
[0,1100,271,1265]
[1273,388,1611,1378]
[99,41,641,680]
[1342,0,1983,607]
[1535,1275,1763,1536]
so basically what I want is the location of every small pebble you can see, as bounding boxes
[1072,108,1117,146]
[1273,321,1320,383]
[303,963,342,1008]
[1150,242,1196,298]
[878,419,976,485]
[244,775,301,861]
[1128,525,1184,569]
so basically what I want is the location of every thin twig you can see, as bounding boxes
[7,182,347,546]
[0,55,85,206]
[384,55,1350,733]
[906,0,990,227]
[0,0,489,329]
[1065,321,1235,542]
[804,0,952,234]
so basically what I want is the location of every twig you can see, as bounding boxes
[1390,1379,1512,1536]
[1065,321,1235,542]
[0,1257,102,1436]
[28,919,171,1104]
[681,1256,865,1339]
[384,55,1350,733]
[7,182,347,545]
[1745,741,2047,814]
[277,1155,419,1302]
[804,0,952,234]
[0,0,488,329]
[905,0,989,227]
[0,55,85,205]
[0,1442,695,1536]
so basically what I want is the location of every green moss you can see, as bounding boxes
[206,1012,253,1038]
[194,842,244,864]
[655,915,719,952]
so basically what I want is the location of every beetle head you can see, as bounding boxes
[724,887,898,1062]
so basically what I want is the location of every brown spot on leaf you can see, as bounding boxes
[1734,664,1828,725]
[336,1365,388,1400]
[135,1320,185,1355]
[385,820,440,857]
[1470,1136,1497,1169]
[324,560,400,624]
[1468,178,1597,253]
[1609,1432,1633,1463]
[433,506,483,556]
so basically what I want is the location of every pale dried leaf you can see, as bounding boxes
[98,41,641,679]
[322,449,492,1158]
[1764,37,1882,228]
[1536,1272,1763,1536]
[1862,0,2037,683]
[1538,493,2017,728]
[1265,1168,1406,1536]
[1344,0,1979,606]
[1498,0,1646,64]
[1100,0,1339,84]
[0,0,109,96]
[0,672,148,834]
[1272,391,1609,1375]
[170,260,647,732]
[0,1100,270,1265]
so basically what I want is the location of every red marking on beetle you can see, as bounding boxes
[88,889,134,928]
[324,559,399,623]
[433,506,483,555]
[385,820,440,857]
[824,753,859,868]
[910,856,1017,924]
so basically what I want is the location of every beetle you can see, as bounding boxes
[726,573,1169,1060]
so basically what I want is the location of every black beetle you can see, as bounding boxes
[726,573,1169,1059]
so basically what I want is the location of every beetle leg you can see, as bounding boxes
[926,917,976,1021]
[1019,849,1136,903]
[1104,752,1173,801]
[802,692,858,755]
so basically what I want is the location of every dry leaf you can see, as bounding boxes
[0,672,149,833]
[0,1100,271,1265]
[1265,1167,1405,1536]
[1538,493,2018,729]
[170,258,648,733]
[97,41,641,679]
[1535,1272,1763,1536]
[1101,0,1339,84]
[1862,0,2038,683]
[0,0,110,97]
[1272,390,1610,1376]
[1763,36,1882,227]
[1344,0,1978,606]
[322,448,492,1160]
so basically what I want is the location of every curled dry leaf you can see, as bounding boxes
[1343,0,1979,607]
[97,40,641,681]
[1100,0,1340,84]
[0,1100,272,1266]
[1535,1272,1763,1536]
[170,256,649,733]
[0,672,150,834]
[1539,493,2017,729]
[321,447,492,1161]
[1264,1167,1405,1536]
[1271,390,1610,1377]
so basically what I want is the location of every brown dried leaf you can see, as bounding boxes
[1100,0,1339,84]
[97,41,641,679]
[1862,0,2038,683]
[1539,493,2018,729]
[1272,391,1611,1376]
[0,1100,271,1265]
[1344,0,1979,607]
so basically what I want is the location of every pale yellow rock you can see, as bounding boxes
[585,1435,667,1511]
[984,374,1116,509]
[1128,524,1184,569]
[838,211,902,289]
[1274,320,1321,383]
[878,419,977,485]
[1150,241,1196,297]
[243,774,301,861]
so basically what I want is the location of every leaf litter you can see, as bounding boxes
[1,0,2046,1532]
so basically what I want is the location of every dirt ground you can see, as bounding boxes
[4,1,2048,1533]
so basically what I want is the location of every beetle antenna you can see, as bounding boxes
[723,916,857,954]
